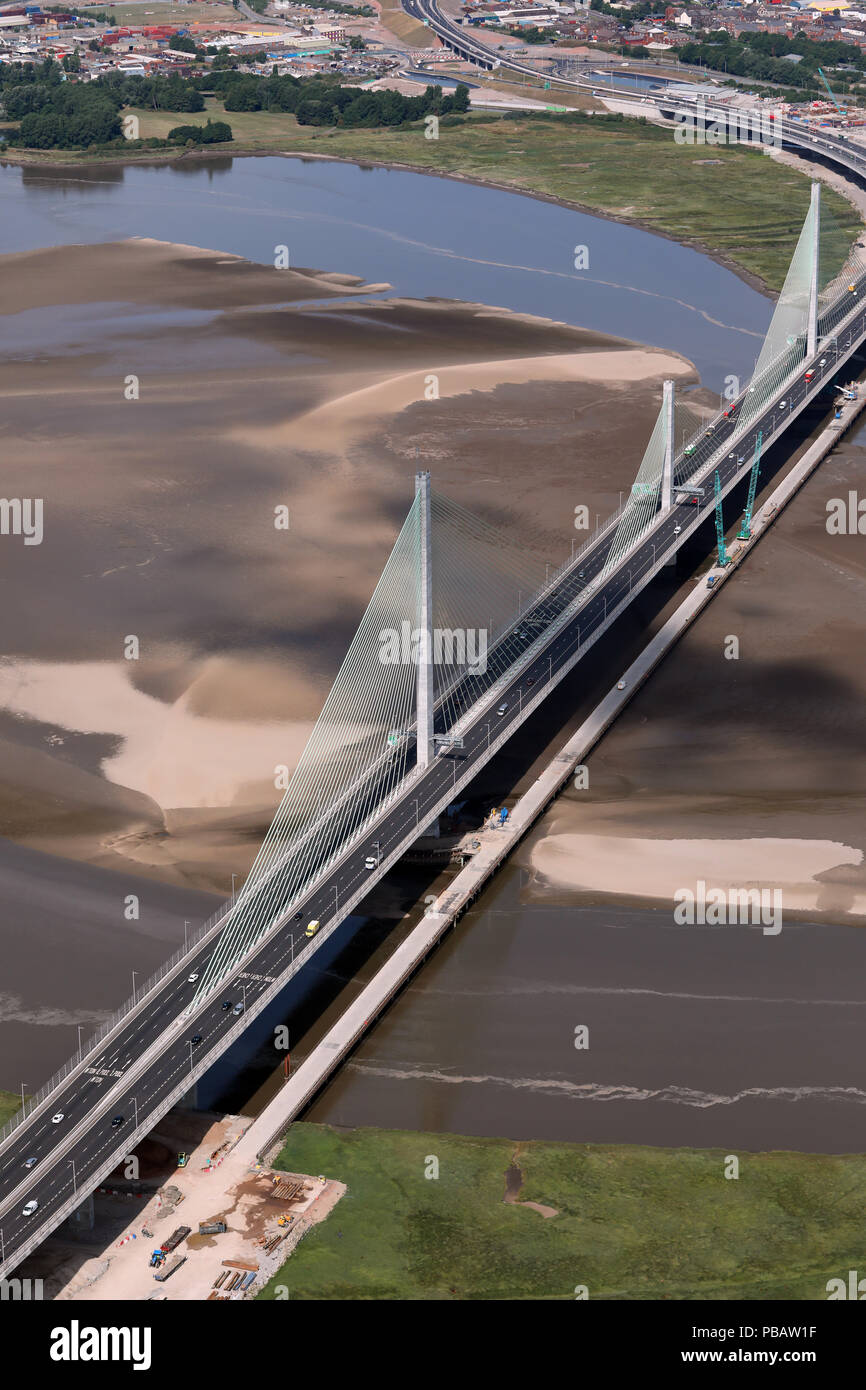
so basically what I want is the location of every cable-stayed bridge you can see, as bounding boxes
[1,186,865,1277]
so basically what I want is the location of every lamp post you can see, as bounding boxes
[69,1158,77,1195]
[20,1082,26,1119]
[131,971,137,1004]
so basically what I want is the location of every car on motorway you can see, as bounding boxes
[704,425,715,437]
[526,676,536,688]
[22,1200,38,1217]
[578,569,585,579]
[111,1115,124,1129]
[221,1000,233,1011]
[673,524,682,535]
[616,679,626,691]
[293,910,303,922]
[364,855,380,870]
[23,1156,37,1170]
[688,494,701,506]
[305,919,320,938]
[496,702,508,716]
[187,973,199,984]
[190,1034,203,1047]
[820,357,827,367]
[848,283,857,294]
[779,400,788,409]
[233,1002,244,1016]
[51,1112,64,1125]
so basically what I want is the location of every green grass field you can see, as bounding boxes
[258,1124,866,1300]
[0,1092,22,1128]
[118,103,860,291]
[78,0,239,22]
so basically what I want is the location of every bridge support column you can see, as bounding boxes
[415,470,434,771]
[661,379,675,514]
[807,181,820,359]
[65,1193,95,1233]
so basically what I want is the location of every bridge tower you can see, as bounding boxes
[415,469,434,770]
[661,378,675,514]
[807,181,821,358]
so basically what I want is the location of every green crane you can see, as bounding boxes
[714,470,729,568]
[817,68,846,120]
[738,431,762,541]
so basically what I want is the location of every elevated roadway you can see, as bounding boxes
[3,37,866,1275]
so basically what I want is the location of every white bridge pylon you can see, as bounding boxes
[187,183,863,1009]
[601,181,853,577]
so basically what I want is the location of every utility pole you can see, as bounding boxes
[661,379,675,514]
[807,181,820,358]
[415,471,434,771]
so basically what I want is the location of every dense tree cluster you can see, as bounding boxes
[679,31,866,92]
[167,118,233,144]
[218,73,470,125]
[0,58,470,150]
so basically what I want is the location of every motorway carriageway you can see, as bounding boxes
[0,319,861,1266]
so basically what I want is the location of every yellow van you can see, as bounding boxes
[305,919,320,938]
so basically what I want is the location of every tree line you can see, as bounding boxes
[678,30,866,94]
[0,59,470,151]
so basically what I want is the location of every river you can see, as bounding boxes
[3,154,859,1153]
[0,154,769,391]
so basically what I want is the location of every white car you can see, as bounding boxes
[364,856,379,870]
[51,1112,64,1125]
[187,973,199,984]
[22,1200,38,1217]
[673,525,682,535]
[819,358,827,367]
[616,679,626,691]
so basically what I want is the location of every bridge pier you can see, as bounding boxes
[808,182,820,359]
[416,470,434,770]
[63,1193,94,1233]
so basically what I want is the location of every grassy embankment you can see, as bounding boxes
[119,106,863,290]
[0,1092,21,1128]
[258,1123,866,1300]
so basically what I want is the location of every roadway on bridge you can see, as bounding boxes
[4,53,866,1265]
[0,311,858,1271]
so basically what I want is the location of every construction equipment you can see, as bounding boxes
[161,1225,191,1255]
[199,1221,227,1235]
[713,471,730,567]
[817,68,847,120]
[153,1255,186,1283]
[737,430,762,541]
[176,1153,188,1168]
